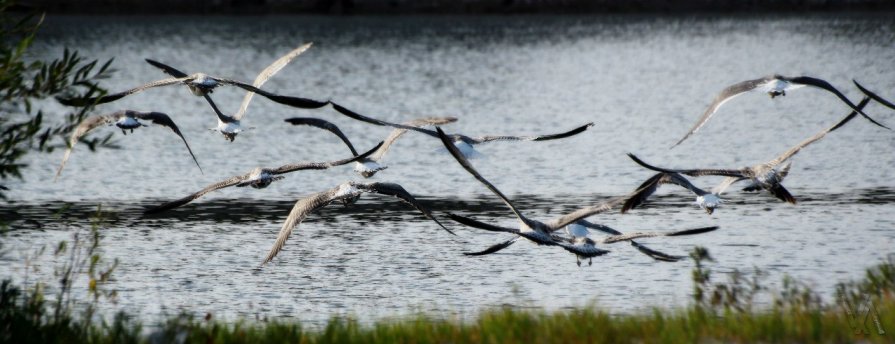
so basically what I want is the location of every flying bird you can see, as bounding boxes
[622,172,722,215]
[674,75,888,146]
[145,43,314,142]
[631,96,870,204]
[55,110,201,181]
[261,181,454,265]
[56,50,329,111]
[436,126,714,263]
[331,103,595,159]
[143,141,383,214]
[464,219,694,263]
[286,116,458,177]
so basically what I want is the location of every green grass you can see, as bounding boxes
[126,298,892,343]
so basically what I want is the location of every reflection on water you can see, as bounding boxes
[4,187,895,228]
[2,13,894,325]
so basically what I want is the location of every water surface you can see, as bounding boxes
[3,13,894,325]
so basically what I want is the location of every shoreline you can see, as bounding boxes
[16,1,895,15]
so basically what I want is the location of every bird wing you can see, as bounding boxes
[673,76,770,146]
[234,43,312,121]
[142,59,234,123]
[630,241,685,262]
[447,213,519,234]
[58,76,187,106]
[370,117,458,161]
[284,117,359,156]
[599,226,718,244]
[143,175,247,214]
[144,58,189,78]
[359,182,454,235]
[622,173,709,213]
[469,122,594,143]
[261,188,340,265]
[627,153,746,178]
[546,196,627,230]
[853,80,895,111]
[789,76,888,129]
[462,237,520,256]
[555,240,611,258]
[269,141,384,175]
[712,176,747,195]
[767,183,797,204]
[133,111,203,174]
[214,77,330,109]
[577,219,691,262]
[436,127,535,227]
[766,97,869,167]
[54,112,120,180]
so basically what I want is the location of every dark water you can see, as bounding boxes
[2,14,894,325]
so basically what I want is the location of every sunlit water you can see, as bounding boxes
[2,14,894,326]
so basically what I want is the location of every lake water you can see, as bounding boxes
[2,14,894,326]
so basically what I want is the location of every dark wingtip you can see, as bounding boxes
[668,226,719,237]
[626,153,673,173]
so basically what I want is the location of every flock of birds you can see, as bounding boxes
[52,43,895,267]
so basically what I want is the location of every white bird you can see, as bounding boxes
[145,43,314,142]
[331,102,595,159]
[55,110,201,181]
[143,141,383,214]
[436,127,716,264]
[674,75,888,146]
[632,97,871,204]
[57,50,329,112]
[286,116,458,178]
[261,181,454,265]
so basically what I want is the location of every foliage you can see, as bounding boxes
[2,242,894,343]
[0,0,114,197]
[0,206,139,344]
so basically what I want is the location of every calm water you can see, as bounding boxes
[2,14,895,325]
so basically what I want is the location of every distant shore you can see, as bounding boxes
[17,0,895,15]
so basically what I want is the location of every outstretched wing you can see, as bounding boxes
[767,183,797,204]
[600,226,718,244]
[360,182,454,235]
[262,188,340,265]
[673,76,771,146]
[285,117,359,156]
[546,196,627,230]
[789,76,888,129]
[144,59,233,123]
[853,80,895,111]
[214,77,330,109]
[436,127,534,227]
[576,220,688,262]
[630,241,685,262]
[470,122,594,143]
[234,43,312,121]
[145,58,189,78]
[371,117,458,161]
[463,237,520,256]
[268,141,383,175]
[622,172,707,213]
[767,97,869,167]
[54,112,120,180]
[58,76,187,106]
[143,175,246,214]
[134,111,203,174]
[627,153,745,178]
